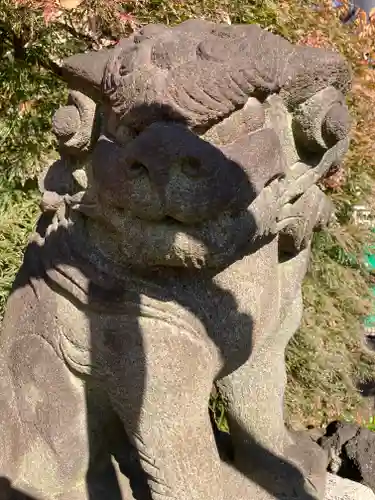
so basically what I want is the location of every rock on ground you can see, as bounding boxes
[318,420,375,492]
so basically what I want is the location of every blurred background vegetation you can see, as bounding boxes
[1,0,375,430]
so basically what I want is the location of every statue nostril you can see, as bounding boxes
[180,156,202,178]
[128,160,148,179]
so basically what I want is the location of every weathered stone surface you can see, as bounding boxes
[319,421,375,493]
[324,473,375,500]
[0,19,352,500]
[345,430,375,491]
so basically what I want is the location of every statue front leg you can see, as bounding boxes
[104,318,223,500]
[0,281,128,500]
[0,331,93,500]
[217,249,324,499]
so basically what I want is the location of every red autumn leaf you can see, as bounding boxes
[43,7,58,24]
[117,11,134,23]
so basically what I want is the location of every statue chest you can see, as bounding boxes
[54,238,281,379]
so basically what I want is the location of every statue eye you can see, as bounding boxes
[128,160,148,179]
[180,156,203,178]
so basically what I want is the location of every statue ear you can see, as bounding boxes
[52,91,97,156]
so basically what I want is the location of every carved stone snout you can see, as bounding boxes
[90,121,286,225]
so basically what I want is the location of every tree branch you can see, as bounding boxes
[0,21,63,78]
[54,20,98,46]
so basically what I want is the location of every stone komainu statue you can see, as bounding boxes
[0,19,351,500]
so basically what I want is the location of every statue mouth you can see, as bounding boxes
[127,210,237,231]
[128,201,250,228]
[163,215,185,225]
[132,203,260,244]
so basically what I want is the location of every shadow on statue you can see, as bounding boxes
[0,100,316,500]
